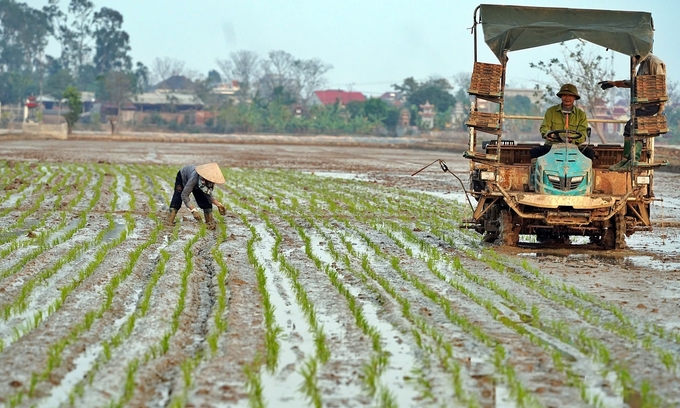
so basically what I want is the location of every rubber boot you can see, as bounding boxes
[609,139,642,171]
[204,210,216,230]
[166,208,178,226]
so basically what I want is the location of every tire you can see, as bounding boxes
[602,209,627,250]
[499,209,520,246]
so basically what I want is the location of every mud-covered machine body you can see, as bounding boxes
[463,5,667,248]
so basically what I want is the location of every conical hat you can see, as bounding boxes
[195,163,225,184]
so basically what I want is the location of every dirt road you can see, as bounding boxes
[0,137,679,407]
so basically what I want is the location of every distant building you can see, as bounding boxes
[309,90,366,107]
[379,91,405,107]
[419,100,435,129]
[131,92,204,112]
[155,75,196,93]
[211,80,240,96]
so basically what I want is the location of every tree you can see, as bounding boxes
[92,7,131,74]
[505,95,540,133]
[0,0,54,73]
[530,40,615,122]
[62,85,82,134]
[206,69,221,86]
[133,61,150,93]
[393,77,457,127]
[44,68,74,97]
[150,56,186,86]
[0,71,37,103]
[216,50,260,104]
[98,70,133,133]
[295,58,332,106]
[258,50,296,102]
[56,0,94,78]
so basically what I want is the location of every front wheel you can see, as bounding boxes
[602,209,627,249]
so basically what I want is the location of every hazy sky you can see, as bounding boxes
[26,0,679,97]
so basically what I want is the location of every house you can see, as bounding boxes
[155,75,196,93]
[379,91,405,107]
[212,80,240,96]
[131,92,204,112]
[309,90,366,107]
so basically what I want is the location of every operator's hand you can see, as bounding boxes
[598,80,614,90]
[216,202,226,216]
[190,207,202,222]
[545,133,560,142]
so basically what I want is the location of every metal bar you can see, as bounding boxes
[502,114,627,124]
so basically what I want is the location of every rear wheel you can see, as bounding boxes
[499,209,520,246]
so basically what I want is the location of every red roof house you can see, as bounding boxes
[310,90,366,106]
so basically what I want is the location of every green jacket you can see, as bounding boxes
[540,104,589,145]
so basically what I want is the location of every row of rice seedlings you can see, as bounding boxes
[47,215,167,408]
[215,192,284,407]
[0,163,46,217]
[416,210,680,383]
[484,248,680,367]
[380,221,610,406]
[251,179,406,404]
[205,215,230,353]
[0,166,97,280]
[352,224,535,406]
[0,165,72,250]
[343,183,660,404]
[66,167,173,405]
[224,189,283,374]
[260,170,491,405]
[164,209,236,407]
[259,181,412,403]
[362,187,670,405]
[0,168,58,237]
[265,212,330,361]
[286,175,537,405]
[5,213,138,406]
[2,167,111,318]
[261,214,328,406]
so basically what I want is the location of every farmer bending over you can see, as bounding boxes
[166,163,227,230]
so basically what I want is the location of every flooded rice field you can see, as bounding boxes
[0,137,678,407]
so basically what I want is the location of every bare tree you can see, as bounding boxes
[216,50,260,103]
[530,40,617,142]
[452,71,471,91]
[294,58,332,105]
[150,56,187,86]
[259,50,296,100]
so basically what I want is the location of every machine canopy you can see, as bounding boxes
[479,4,654,61]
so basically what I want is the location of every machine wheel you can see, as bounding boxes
[481,203,500,243]
[499,209,520,246]
[602,209,627,249]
